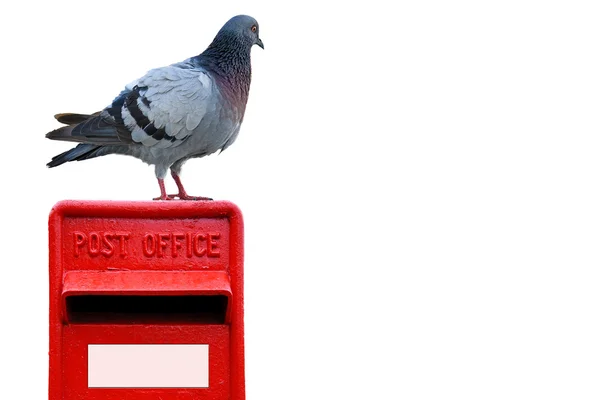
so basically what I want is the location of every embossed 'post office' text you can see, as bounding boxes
[72,231,221,259]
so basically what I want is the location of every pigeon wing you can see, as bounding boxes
[121,66,215,150]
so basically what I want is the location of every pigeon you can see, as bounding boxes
[46,15,263,200]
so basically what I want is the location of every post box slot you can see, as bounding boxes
[65,295,228,324]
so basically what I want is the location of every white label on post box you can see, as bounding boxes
[88,344,209,388]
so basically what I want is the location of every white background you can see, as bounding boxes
[1,0,599,399]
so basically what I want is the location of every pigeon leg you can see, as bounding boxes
[153,178,175,200]
[170,172,212,201]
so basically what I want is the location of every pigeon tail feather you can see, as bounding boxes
[46,114,124,144]
[46,143,104,168]
[45,125,78,142]
[54,112,98,125]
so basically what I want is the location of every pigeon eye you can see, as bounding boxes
[251,25,257,33]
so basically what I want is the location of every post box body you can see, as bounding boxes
[49,201,244,400]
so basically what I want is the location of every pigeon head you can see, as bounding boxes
[213,15,264,50]
[195,15,262,113]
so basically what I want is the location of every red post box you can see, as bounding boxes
[48,200,244,400]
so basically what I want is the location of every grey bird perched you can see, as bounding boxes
[46,15,263,200]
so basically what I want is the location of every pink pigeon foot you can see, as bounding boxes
[170,173,212,200]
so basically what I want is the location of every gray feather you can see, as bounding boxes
[47,144,102,167]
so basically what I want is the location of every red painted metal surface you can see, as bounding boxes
[49,200,244,400]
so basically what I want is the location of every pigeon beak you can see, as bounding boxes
[256,38,264,49]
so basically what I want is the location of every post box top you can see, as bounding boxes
[49,200,244,273]
[50,200,243,221]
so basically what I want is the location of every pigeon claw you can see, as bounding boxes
[153,194,176,201]
[172,193,213,201]
[152,193,212,201]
